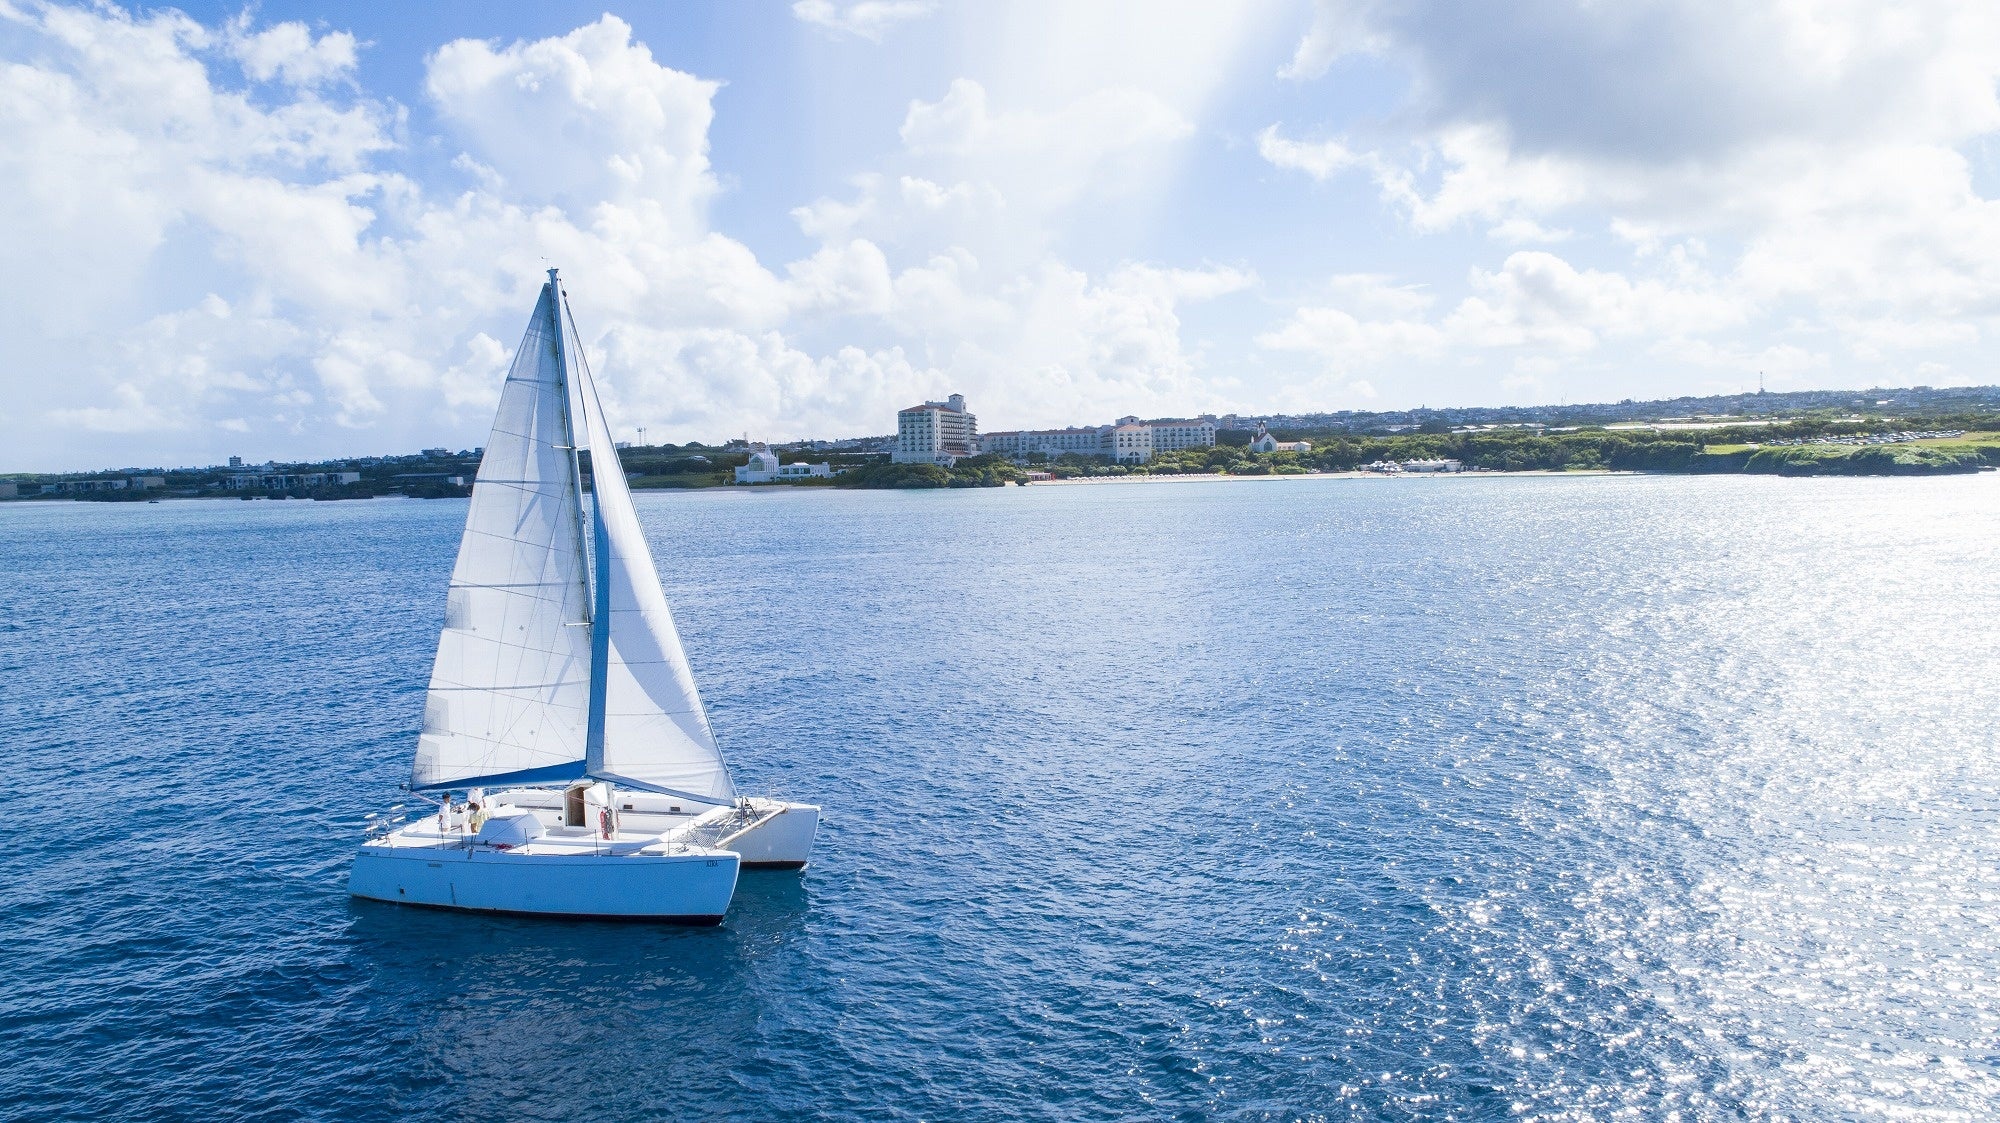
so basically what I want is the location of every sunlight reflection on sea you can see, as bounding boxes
[2,473,1997,1120]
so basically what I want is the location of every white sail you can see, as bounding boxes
[411,282,594,791]
[568,312,737,805]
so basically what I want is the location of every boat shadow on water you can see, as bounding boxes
[336,874,817,1113]
[342,868,813,958]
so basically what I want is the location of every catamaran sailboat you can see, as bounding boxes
[349,269,817,922]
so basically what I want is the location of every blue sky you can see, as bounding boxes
[6,1,2000,469]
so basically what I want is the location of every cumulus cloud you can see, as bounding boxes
[225,18,359,86]
[1255,126,1368,181]
[17,1,1999,470]
[425,16,719,227]
[1281,0,2000,160]
[872,257,1257,429]
[1261,0,2000,391]
[1258,306,1444,367]
[0,6,806,465]
[1,4,1263,469]
[897,78,1193,220]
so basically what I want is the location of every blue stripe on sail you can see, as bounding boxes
[412,760,586,792]
[583,485,612,774]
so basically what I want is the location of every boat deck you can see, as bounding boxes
[369,815,712,858]
[367,800,787,859]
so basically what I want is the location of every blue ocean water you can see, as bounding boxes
[4,474,1999,1121]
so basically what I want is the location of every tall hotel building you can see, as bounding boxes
[892,393,979,465]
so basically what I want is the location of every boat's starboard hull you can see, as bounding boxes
[723,801,821,870]
[349,840,739,921]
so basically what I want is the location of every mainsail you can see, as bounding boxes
[411,272,735,806]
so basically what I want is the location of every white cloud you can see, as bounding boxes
[784,239,896,318]
[789,75,1206,288]
[1279,0,1389,81]
[898,78,1192,218]
[1488,217,1573,244]
[1262,1,2000,392]
[0,6,795,463]
[872,257,1256,430]
[15,2,2000,470]
[1281,0,2000,160]
[1445,251,1744,353]
[425,15,719,227]
[47,384,186,434]
[1257,305,1444,367]
[1255,126,1367,181]
[225,18,359,86]
[1651,339,1828,384]
[1319,274,1434,319]
[0,5,1274,468]
[791,0,936,42]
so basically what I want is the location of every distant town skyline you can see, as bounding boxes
[15,382,1998,478]
[8,2,2000,472]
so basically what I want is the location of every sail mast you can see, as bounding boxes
[547,270,615,770]
[548,271,608,763]
[548,269,592,605]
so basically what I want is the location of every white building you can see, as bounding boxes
[1146,417,1217,452]
[982,414,1215,463]
[893,393,979,465]
[224,471,362,490]
[1401,458,1463,473]
[1248,422,1311,454]
[734,449,832,483]
[980,427,1108,458]
[1111,419,1153,463]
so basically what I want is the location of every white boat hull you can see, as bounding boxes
[724,800,821,870]
[349,832,739,923]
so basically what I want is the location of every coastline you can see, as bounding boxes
[1035,468,1628,485]
[15,465,1993,505]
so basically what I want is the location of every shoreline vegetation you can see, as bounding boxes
[10,416,2000,502]
[823,422,2000,489]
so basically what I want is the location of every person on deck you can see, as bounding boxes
[467,802,489,833]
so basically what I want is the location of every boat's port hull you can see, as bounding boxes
[349,840,739,921]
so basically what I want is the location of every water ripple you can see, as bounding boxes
[2,475,1997,1120]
